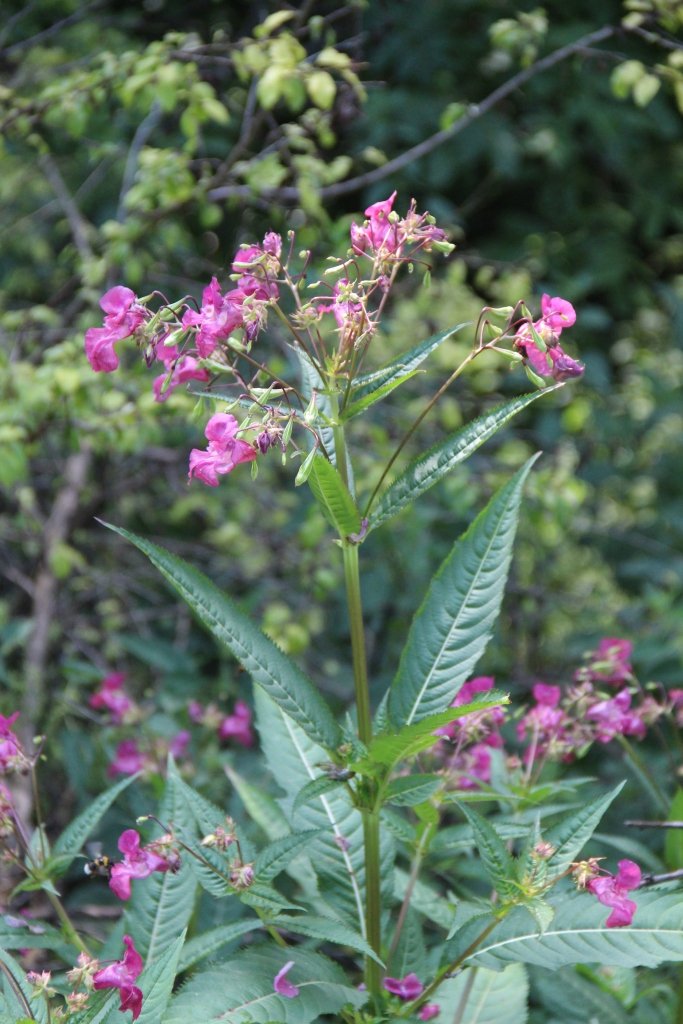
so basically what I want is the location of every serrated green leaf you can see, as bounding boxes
[178,919,262,973]
[432,821,531,854]
[665,788,683,869]
[52,774,140,868]
[0,947,44,1022]
[307,456,361,537]
[367,693,510,769]
[136,932,184,1024]
[389,458,538,727]
[239,882,305,913]
[102,524,339,750]
[348,324,469,412]
[296,349,354,492]
[531,965,631,1024]
[458,803,517,899]
[522,897,555,935]
[275,914,383,964]
[463,889,683,970]
[544,782,625,881]
[368,390,559,530]
[255,830,325,881]
[225,766,290,840]
[390,907,427,979]
[0,917,76,961]
[341,370,419,421]
[128,771,198,961]
[394,868,454,930]
[436,964,528,1024]
[293,776,345,813]
[380,808,416,843]
[165,946,366,1024]
[385,774,441,806]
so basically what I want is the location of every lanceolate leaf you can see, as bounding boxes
[178,919,262,973]
[385,774,441,806]
[293,776,346,813]
[436,964,529,1024]
[461,889,683,970]
[165,946,366,1024]
[348,324,469,406]
[389,457,539,727]
[369,389,560,531]
[308,456,361,537]
[254,830,325,881]
[296,348,354,493]
[102,524,339,750]
[275,914,384,964]
[458,804,517,899]
[225,766,290,840]
[52,773,140,866]
[135,932,185,1024]
[544,783,625,881]
[340,370,419,421]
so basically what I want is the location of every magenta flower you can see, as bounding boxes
[153,352,210,403]
[218,700,254,747]
[351,192,404,257]
[188,701,204,723]
[447,736,501,791]
[85,287,147,373]
[586,689,645,742]
[581,638,633,687]
[109,829,170,901]
[182,278,246,358]
[169,730,191,759]
[548,345,584,382]
[89,673,135,725]
[188,413,257,487]
[107,740,147,778]
[587,859,641,928]
[0,712,26,774]
[273,961,299,998]
[93,935,143,1020]
[419,1006,440,1021]
[541,294,576,333]
[318,278,365,331]
[434,676,504,742]
[384,973,424,1000]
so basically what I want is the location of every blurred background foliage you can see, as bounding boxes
[2,0,683,1003]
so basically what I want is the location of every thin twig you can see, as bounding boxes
[39,154,93,262]
[2,0,106,58]
[117,101,163,221]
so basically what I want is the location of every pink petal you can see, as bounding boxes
[100,286,136,316]
[274,961,299,998]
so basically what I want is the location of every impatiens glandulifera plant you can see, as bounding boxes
[4,197,683,1024]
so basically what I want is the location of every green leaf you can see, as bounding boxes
[365,693,510,769]
[389,457,538,727]
[368,390,559,531]
[522,897,555,935]
[239,882,305,913]
[164,946,366,1024]
[394,868,454,930]
[0,947,44,1022]
[128,771,198,961]
[255,830,325,881]
[226,766,290,840]
[102,524,339,750]
[341,370,419,421]
[531,965,631,1024]
[431,821,530,854]
[463,889,683,970]
[136,931,184,1024]
[52,773,139,868]
[391,908,427,979]
[0,917,76,961]
[665,788,683,869]
[457,804,517,899]
[275,914,384,964]
[435,964,529,1024]
[385,774,441,806]
[380,808,416,843]
[544,783,625,881]
[178,919,262,973]
[293,775,345,812]
[296,349,354,492]
[348,323,469,414]
[307,456,361,537]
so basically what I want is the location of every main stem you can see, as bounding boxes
[334,402,382,994]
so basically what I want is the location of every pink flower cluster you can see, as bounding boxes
[515,294,583,383]
[107,732,190,778]
[351,192,448,262]
[188,698,254,747]
[89,673,137,725]
[434,678,506,791]
[586,859,642,928]
[93,935,143,1019]
[188,413,256,487]
[575,638,633,687]
[85,287,148,373]
[109,829,179,901]
[0,712,27,774]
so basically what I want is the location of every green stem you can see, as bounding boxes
[676,963,683,1024]
[362,809,382,997]
[342,544,371,746]
[256,910,288,948]
[329,390,349,490]
[616,734,668,814]
[46,891,90,956]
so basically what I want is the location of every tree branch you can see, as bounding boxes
[1,0,106,58]
[117,100,163,221]
[39,153,94,262]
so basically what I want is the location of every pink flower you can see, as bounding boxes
[419,1006,440,1021]
[434,676,504,742]
[229,861,255,890]
[90,673,135,725]
[218,700,254,747]
[351,191,403,256]
[153,354,210,402]
[182,279,246,358]
[273,961,299,998]
[0,713,25,773]
[85,287,147,373]
[93,935,143,1020]
[533,682,562,706]
[548,345,584,382]
[169,730,191,759]
[318,278,365,331]
[447,737,500,790]
[587,859,641,928]
[541,294,576,333]
[586,689,645,742]
[109,829,170,901]
[517,682,566,751]
[384,973,424,1000]
[582,638,633,686]
[107,740,147,778]
[188,413,256,487]
[188,701,204,723]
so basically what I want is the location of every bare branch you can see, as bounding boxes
[117,100,163,221]
[1,0,106,58]
[39,153,94,262]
